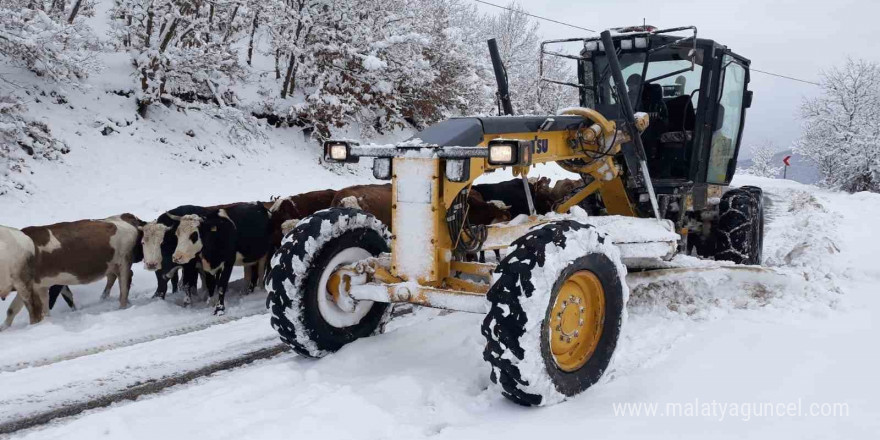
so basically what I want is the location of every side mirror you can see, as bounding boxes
[744,90,753,109]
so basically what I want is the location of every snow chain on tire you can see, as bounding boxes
[481,220,628,406]
[715,187,764,265]
[267,208,392,358]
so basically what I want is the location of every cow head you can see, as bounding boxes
[141,222,170,271]
[531,177,554,214]
[549,179,585,211]
[486,200,513,223]
[172,215,204,265]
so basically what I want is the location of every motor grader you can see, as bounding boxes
[266,26,764,406]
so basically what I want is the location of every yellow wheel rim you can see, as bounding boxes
[549,270,605,372]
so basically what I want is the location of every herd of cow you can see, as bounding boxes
[0,177,582,330]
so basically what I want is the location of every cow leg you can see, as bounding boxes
[38,287,50,318]
[2,293,25,330]
[215,262,235,316]
[101,273,118,300]
[243,263,254,294]
[171,271,180,293]
[198,267,208,296]
[117,266,133,308]
[48,285,63,310]
[5,285,47,329]
[57,286,76,310]
[181,264,200,307]
[479,251,486,263]
[203,273,217,306]
[153,271,168,300]
[494,249,501,262]
[255,255,268,291]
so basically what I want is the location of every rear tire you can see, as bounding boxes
[714,187,764,264]
[481,221,627,406]
[267,208,391,358]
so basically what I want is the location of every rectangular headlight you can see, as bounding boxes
[487,139,534,167]
[329,144,347,160]
[323,141,359,163]
[488,144,515,165]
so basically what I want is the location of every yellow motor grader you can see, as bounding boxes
[267,26,764,406]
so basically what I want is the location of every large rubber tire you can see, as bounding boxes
[267,208,391,358]
[481,220,628,406]
[714,187,764,265]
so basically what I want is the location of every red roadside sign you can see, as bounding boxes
[783,155,792,166]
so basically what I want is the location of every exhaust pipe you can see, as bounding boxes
[488,39,514,116]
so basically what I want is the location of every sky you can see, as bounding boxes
[475,0,880,156]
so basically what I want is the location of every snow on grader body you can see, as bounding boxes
[267,27,765,406]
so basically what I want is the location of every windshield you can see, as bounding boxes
[593,47,704,112]
[594,52,646,107]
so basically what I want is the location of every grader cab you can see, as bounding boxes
[267,27,765,406]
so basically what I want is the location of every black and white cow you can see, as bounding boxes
[141,205,213,305]
[171,203,272,315]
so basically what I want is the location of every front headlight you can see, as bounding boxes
[488,144,515,165]
[487,139,534,167]
[329,144,348,161]
[323,141,358,163]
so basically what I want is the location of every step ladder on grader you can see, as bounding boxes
[267,26,766,406]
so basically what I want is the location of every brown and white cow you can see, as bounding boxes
[268,189,337,248]
[332,184,393,227]
[2,215,143,329]
[0,226,41,330]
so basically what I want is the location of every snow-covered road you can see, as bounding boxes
[1,176,876,439]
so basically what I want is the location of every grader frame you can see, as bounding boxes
[318,29,701,315]
[322,109,666,314]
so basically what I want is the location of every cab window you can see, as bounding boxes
[707,55,747,184]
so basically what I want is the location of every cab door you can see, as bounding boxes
[705,53,751,184]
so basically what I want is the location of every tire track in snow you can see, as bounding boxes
[0,309,270,372]
[1,304,414,373]
[0,344,290,436]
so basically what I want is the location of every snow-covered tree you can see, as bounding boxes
[111,0,250,116]
[477,1,577,115]
[794,58,880,193]
[0,0,99,81]
[0,0,94,196]
[742,142,782,178]
[256,0,491,137]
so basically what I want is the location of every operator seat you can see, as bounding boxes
[656,94,697,178]
[639,84,666,168]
